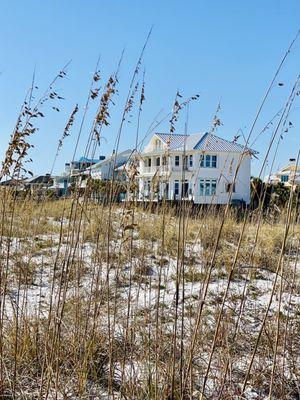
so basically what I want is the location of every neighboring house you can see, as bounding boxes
[50,175,70,196]
[50,156,105,195]
[0,178,26,191]
[264,159,300,189]
[24,174,53,191]
[65,156,105,176]
[0,175,52,194]
[136,132,257,205]
[88,149,132,181]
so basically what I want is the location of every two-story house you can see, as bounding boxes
[51,156,105,196]
[136,132,257,205]
[264,158,300,190]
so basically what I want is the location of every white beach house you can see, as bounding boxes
[88,149,132,181]
[136,132,257,205]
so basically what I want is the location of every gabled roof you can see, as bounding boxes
[154,132,257,154]
[90,149,132,170]
[155,133,203,150]
[25,175,52,184]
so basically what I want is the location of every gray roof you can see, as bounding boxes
[155,132,257,154]
[25,175,52,184]
[155,133,191,150]
[90,149,133,170]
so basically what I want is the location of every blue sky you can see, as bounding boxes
[0,0,299,177]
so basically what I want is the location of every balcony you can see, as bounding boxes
[141,165,171,175]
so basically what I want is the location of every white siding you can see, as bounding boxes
[137,134,253,205]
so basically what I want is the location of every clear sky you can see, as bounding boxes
[0,0,299,177]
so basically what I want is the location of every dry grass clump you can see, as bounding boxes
[0,190,299,399]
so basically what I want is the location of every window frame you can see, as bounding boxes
[175,155,180,167]
[200,154,217,168]
[212,155,217,168]
[174,180,180,196]
[199,179,217,196]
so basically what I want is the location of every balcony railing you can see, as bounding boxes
[141,165,195,174]
[141,165,171,174]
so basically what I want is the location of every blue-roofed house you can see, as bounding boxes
[136,132,257,205]
[50,155,105,196]
[67,156,105,176]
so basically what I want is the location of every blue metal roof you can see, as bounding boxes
[78,156,104,163]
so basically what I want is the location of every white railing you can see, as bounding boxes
[141,166,171,174]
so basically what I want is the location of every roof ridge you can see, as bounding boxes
[156,132,190,136]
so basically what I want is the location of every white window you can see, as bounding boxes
[205,155,211,168]
[175,155,180,166]
[144,158,151,167]
[174,180,179,196]
[156,157,160,167]
[189,154,193,167]
[156,139,162,149]
[200,154,217,168]
[199,179,217,196]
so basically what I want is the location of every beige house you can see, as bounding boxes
[265,159,300,189]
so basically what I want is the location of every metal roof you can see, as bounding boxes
[78,156,104,163]
[90,149,133,170]
[155,132,257,154]
[194,133,257,153]
[155,133,189,150]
